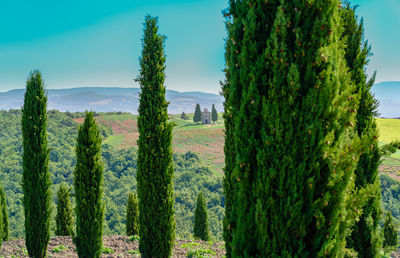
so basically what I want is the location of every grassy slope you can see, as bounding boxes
[80,115,400,177]
[74,113,225,172]
[376,119,400,178]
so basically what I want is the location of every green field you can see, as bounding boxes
[76,116,400,176]
[75,113,225,172]
[376,118,400,177]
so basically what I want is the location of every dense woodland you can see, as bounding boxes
[0,110,224,240]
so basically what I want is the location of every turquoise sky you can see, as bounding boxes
[0,0,398,93]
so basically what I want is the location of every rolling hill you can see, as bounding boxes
[0,87,224,115]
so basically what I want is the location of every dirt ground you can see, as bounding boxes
[0,236,225,257]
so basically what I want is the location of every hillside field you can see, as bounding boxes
[75,115,400,176]
[74,113,225,172]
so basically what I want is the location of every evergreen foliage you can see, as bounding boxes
[181,112,188,120]
[342,2,382,257]
[383,212,398,250]
[136,15,175,258]
[211,104,218,123]
[55,183,74,236]
[0,186,8,241]
[22,70,52,258]
[193,104,202,123]
[222,32,235,256]
[225,0,359,256]
[74,111,105,258]
[126,191,139,236]
[193,192,210,241]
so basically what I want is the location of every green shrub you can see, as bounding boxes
[126,191,139,236]
[55,183,74,236]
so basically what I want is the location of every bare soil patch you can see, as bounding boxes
[0,236,225,257]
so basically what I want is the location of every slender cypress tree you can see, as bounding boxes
[22,70,52,258]
[193,192,210,241]
[383,212,398,250]
[126,191,139,236]
[226,0,359,256]
[55,183,74,236]
[193,103,202,123]
[211,104,218,123]
[74,111,105,258]
[341,3,382,257]
[0,186,8,241]
[136,15,175,258]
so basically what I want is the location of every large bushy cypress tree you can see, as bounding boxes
[22,70,52,258]
[225,0,359,256]
[0,186,8,241]
[193,103,202,123]
[341,2,382,257]
[55,183,74,236]
[136,15,175,258]
[126,191,139,236]
[74,111,105,258]
[193,192,210,241]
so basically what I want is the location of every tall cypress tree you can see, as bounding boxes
[55,183,74,236]
[126,191,139,236]
[226,0,359,256]
[193,103,202,123]
[193,192,210,241]
[342,3,382,257]
[22,70,52,258]
[211,104,218,123]
[74,111,105,258]
[0,186,8,241]
[136,15,175,258]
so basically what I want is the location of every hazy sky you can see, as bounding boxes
[0,0,398,94]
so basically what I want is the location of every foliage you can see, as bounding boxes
[383,212,398,250]
[74,112,105,258]
[193,104,202,123]
[102,247,115,254]
[136,15,175,258]
[193,192,210,241]
[181,112,188,120]
[221,29,235,257]
[225,0,359,256]
[55,183,74,236]
[211,104,218,123]
[22,70,52,258]
[126,191,139,236]
[51,244,68,253]
[0,186,8,241]
[341,2,383,256]
[186,248,216,258]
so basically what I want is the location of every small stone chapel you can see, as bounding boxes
[201,108,211,124]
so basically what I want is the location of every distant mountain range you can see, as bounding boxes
[0,82,398,117]
[372,81,400,118]
[0,87,224,114]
